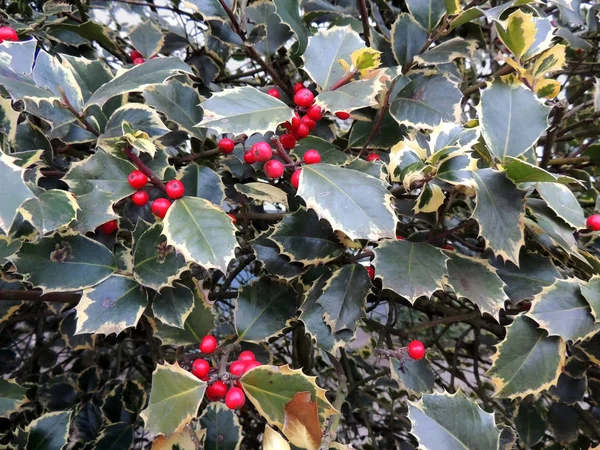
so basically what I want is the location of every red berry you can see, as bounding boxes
[291,170,301,189]
[303,149,321,164]
[100,220,118,235]
[131,190,149,206]
[133,57,145,65]
[218,138,235,154]
[294,88,314,108]
[576,48,583,55]
[228,213,237,224]
[243,151,255,164]
[396,235,405,240]
[280,133,297,150]
[206,381,227,401]
[128,170,148,189]
[443,244,454,251]
[335,111,350,120]
[295,123,310,138]
[229,360,246,377]
[291,112,302,129]
[191,359,210,379]
[251,142,273,162]
[587,214,600,231]
[366,153,381,162]
[306,105,323,121]
[152,198,171,218]
[293,82,305,93]
[200,335,218,354]
[130,50,143,60]
[267,88,280,99]
[225,387,246,410]
[264,160,285,179]
[242,360,261,373]
[367,266,375,280]
[407,340,426,360]
[0,27,18,43]
[238,350,256,362]
[300,115,316,130]
[165,180,185,199]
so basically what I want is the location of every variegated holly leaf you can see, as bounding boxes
[246,1,293,57]
[235,278,297,342]
[406,0,446,31]
[11,234,116,292]
[20,190,78,234]
[152,283,195,329]
[0,235,21,265]
[235,183,289,208]
[85,57,193,108]
[408,391,501,449]
[24,411,71,450]
[373,240,449,302]
[0,379,27,418]
[532,44,566,78]
[446,253,507,320]
[415,38,477,65]
[390,357,434,396]
[391,14,428,67]
[292,136,350,165]
[143,79,205,140]
[101,104,169,140]
[270,207,344,264]
[75,275,148,336]
[515,401,546,447]
[273,0,308,53]
[184,0,234,21]
[133,223,187,291]
[198,86,293,135]
[503,157,578,185]
[536,182,585,229]
[163,197,238,272]
[199,403,242,450]
[0,96,20,143]
[496,9,537,59]
[302,26,364,90]
[479,80,550,161]
[314,76,384,113]
[348,112,405,148]
[33,50,84,111]
[130,20,164,59]
[487,315,564,399]
[281,391,323,450]
[527,279,600,342]
[96,423,134,450]
[241,365,336,430]
[253,235,304,279]
[263,425,290,450]
[0,153,34,233]
[73,189,118,234]
[179,164,225,207]
[141,362,206,437]
[151,426,205,450]
[472,169,525,264]
[297,164,397,241]
[580,276,600,322]
[414,183,445,213]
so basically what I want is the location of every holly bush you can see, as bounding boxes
[1,0,599,448]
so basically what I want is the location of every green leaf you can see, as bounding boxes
[133,223,187,291]
[406,0,446,31]
[0,39,36,74]
[0,235,21,265]
[580,276,600,322]
[102,104,169,140]
[302,26,365,90]
[273,0,308,53]
[179,164,225,207]
[153,287,216,346]
[198,86,293,135]
[515,401,546,447]
[408,391,501,449]
[241,365,336,429]
[0,379,27,418]
[247,1,293,57]
[75,275,148,336]
[390,73,462,130]
[143,79,205,140]
[472,169,525,264]
[297,164,397,241]
[32,50,84,111]
[270,206,344,264]
[152,283,195,329]
[25,411,71,450]
[373,240,449,303]
[479,79,550,160]
[487,315,564,399]
[20,190,78,234]
[0,153,34,232]
[390,357,434,395]
[415,38,477,65]
[315,77,384,113]
[73,189,118,234]
[536,182,585,229]
[235,278,298,342]
[0,62,57,104]
[163,197,238,272]
[85,57,193,108]
[527,279,600,342]
[12,234,116,292]
[46,21,121,58]
[446,253,507,319]
[95,423,134,450]
[253,236,304,280]
[391,14,428,67]
[292,136,350,165]
[199,403,242,450]
[504,156,578,185]
[235,183,289,209]
[130,20,164,59]
[184,0,234,21]
[0,96,20,143]
[61,55,114,103]
[348,112,405,148]
[140,362,206,437]
[527,199,581,257]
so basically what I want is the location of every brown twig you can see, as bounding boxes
[122,145,167,192]
[357,0,370,47]
[57,87,100,137]
[541,104,566,169]
[271,136,295,164]
[461,64,514,96]
[329,70,358,91]
[359,78,398,157]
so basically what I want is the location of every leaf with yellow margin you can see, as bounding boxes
[532,44,566,78]
[350,48,382,76]
[282,392,323,450]
[414,183,445,214]
[151,425,205,450]
[534,79,561,99]
[264,425,291,450]
[496,9,537,59]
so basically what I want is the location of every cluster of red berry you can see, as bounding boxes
[190,336,261,410]
[0,26,18,43]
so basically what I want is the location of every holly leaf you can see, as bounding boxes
[315,76,384,113]
[0,96,20,143]
[292,136,350,165]
[96,423,134,450]
[198,86,293,135]
[152,283,195,329]
[273,0,308,53]
[297,164,397,241]
[302,26,365,90]
[532,44,566,78]
[270,206,344,264]
[246,1,293,57]
[348,112,405,149]
[390,357,434,396]
[406,0,446,31]
[527,279,600,342]
[0,235,21,265]
[24,411,71,450]
[446,253,507,320]
[580,276,600,322]
[373,240,449,303]
[253,235,304,280]
[496,9,537,59]
[282,391,323,450]
[479,80,550,161]
[151,426,205,450]
[184,0,234,21]
[235,278,298,342]
[0,379,27,418]
[102,104,169,141]
[408,391,501,449]
[0,153,34,232]
[391,14,428,67]
[75,275,147,336]
[472,169,526,264]
[504,156,578,185]
[415,38,477,65]
[264,425,290,450]
[179,164,225,207]
[73,189,118,234]
[130,20,164,59]
[133,223,188,291]
[140,362,206,437]
[32,50,84,111]
[20,190,78,234]
[163,197,238,272]
[199,403,242,450]
[241,365,336,429]
[515,401,546,447]
[536,182,585,229]
[487,315,564,399]
[11,234,117,292]
[235,183,289,209]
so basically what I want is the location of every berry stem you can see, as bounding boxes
[329,70,358,91]
[122,145,167,192]
[57,87,100,137]
[358,77,398,157]
[271,136,295,165]
[357,0,371,47]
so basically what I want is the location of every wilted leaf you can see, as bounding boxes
[391,14,428,68]
[264,425,291,450]
[282,392,322,450]
[152,283,195,329]
[0,153,34,232]
[0,379,27,418]
[199,403,242,450]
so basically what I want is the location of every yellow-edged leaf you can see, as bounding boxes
[532,44,566,78]
[350,48,382,76]
[534,79,561,99]
[497,10,537,59]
